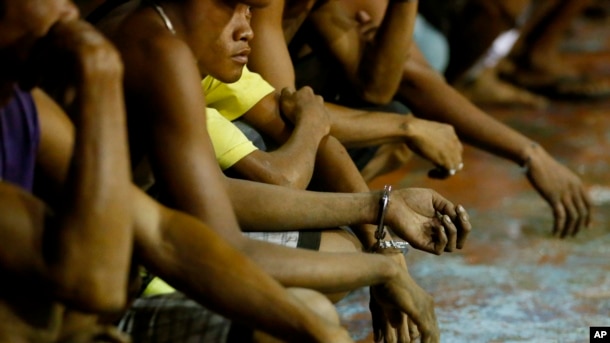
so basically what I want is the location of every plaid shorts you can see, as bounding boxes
[118,230,322,342]
[117,292,248,343]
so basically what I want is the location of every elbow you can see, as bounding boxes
[359,86,396,106]
[261,168,308,189]
[274,174,303,189]
[280,170,311,190]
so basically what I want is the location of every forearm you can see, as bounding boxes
[268,121,328,189]
[51,70,133,311]
[326,102,413,148]
[226,178,380,231]
[357,0,418,103]
[312,136,378,246]
[398,52,534,165]
[241,237,397,293]
[32,42,133,311]
[131,191,334,341]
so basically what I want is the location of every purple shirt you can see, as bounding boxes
[0,87,40,191]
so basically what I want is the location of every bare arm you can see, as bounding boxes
[34,97,354,343]
[229,88,329,189]
[238,72,380,246]
[121,34,243,239]
[250,0,297,90]
[398,45,592,236]
[26,20,132,313]
[306,0,418,104]
[130,188,352,342]
[249,0,462,171]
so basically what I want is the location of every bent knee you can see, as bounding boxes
[287,288,340,325]
[319,228,361,254]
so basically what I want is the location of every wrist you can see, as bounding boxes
[519,142,540,172]
[400,114,417,140]
[369,185,410,254]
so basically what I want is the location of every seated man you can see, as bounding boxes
[204,67,331,189]
[90,0,472,341]
[0,4,133,341]
[0,1,360,342]
[249,0,592,239]
[205,66,463,187]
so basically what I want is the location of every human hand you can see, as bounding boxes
[385,188,471,255]
[370,252,439,343]
[23,19,123,113]
[279,86,331,137]
[404,117,464,178]
[524,145,592,237]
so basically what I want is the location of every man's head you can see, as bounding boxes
[189,0,268,83]
[0,0,78,104]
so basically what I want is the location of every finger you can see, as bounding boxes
[280,87,295,97]
[552,201,566,237]
[384,318,397,343]
[370,296,385,343]
[455,205,471,249]
[571,190,589,236]
[580,187,593,228]
[560,195,578,238]
[395,314,410,343]
[441,215,458,252]
[408,318,420,341]
[432,224,448,255]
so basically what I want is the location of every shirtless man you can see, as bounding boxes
[91,0,472,341]
[249,0,592,239]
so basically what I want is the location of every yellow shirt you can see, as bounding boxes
[203,66,275,170]
[143,67,275,297]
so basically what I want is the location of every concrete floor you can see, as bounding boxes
[336,9,610,343]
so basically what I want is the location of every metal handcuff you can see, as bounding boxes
[373,185,410,254]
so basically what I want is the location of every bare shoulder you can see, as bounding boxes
[94,6,197,91]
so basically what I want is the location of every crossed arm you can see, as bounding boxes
[33,69,354,343]
[0,20,134,313]
[301,0,592,237]
[227,87,330,189]
[249,0,463,172]
[305,0,418,104]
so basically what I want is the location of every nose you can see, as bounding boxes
[233,7,254,42]
[235,22,254,42]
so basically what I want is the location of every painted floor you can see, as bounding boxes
[336,7,610,343]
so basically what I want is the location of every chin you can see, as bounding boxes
[215,66,244,84]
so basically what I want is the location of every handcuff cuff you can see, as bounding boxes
[372,185,410,255]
